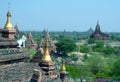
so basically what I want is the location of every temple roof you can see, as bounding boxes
[94,21,101,34]
[0,63,40,82]
[90,21,109,40]
[4,10,13,30]
[40,30,56,53]
[41,37,53,63]
[60,60,66,72]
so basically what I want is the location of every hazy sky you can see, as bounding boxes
[0,0,120,32]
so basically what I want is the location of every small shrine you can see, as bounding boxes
[39,38,56,78]
[39,30,56,54]
[1,10,16,39]
[26,32,37,49]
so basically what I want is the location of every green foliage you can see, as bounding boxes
[66,65,81,79]
[95,41,104,48]
[93,41,104,52]
[80,45,89,53]
[93,40,115,55]
[85,54,103,75]
[27,49,37,58]
[65,55,120,80]
[110,35,115,40]
[88,38,95,44]
[112,59,120,80]
[70,54,78,61]
[93,47,104,52]
[83,54,88,61]
[66,65,93,80]
[56,38,76,57]
[103,46,115,55]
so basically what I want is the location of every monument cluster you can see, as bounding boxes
[0,4,110,82]
[0,10,68,82]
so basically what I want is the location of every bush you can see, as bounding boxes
[66,65,81,79]
[103,46,115,55]
[112,59,120,80]
[70,54,78,61]
[56,38,76,57]
[80,45,89,53]
[27,49,37,58]
[88,38,95,44]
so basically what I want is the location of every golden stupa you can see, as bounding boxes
[42,37,53,62]
[60,60,66,72]
[4,10,13,30]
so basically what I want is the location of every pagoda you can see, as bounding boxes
[60,60,68,82]
[14,24,20,38]
[39,37,57,78]
[90,21,109,40]
[26,32,37,49]
[2,10,16,39]
[39,30,56,54]
[0,10,29,65]
[0,10,17,48]
[87,27,94,34]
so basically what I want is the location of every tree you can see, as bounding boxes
[93,41,104,52]
[56,38,76,57]
[88,38,95,44]
[85,54,103,75]
[70,54,78,61]
[112,59,120,80]
[95,41,104,48]
[103,46,115,55]
[80,45,89,53]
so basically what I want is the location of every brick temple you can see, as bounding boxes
[26,32,37,49]
[90,21,109,40]
[39,30,56,54]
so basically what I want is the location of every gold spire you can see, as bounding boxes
[4,10,13,30]
[60,60,66,72]
[41,37,53,62]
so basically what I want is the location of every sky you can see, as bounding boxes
[0,0,120,32]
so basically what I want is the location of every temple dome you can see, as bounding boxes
[4,10,13,30]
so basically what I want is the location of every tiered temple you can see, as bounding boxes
[31,30,56,63]
[26,32,37,49]
[39,30,56,54]
[90,21,109,40]
[87,27,94,34]
[14,24,20,38]
[39,38,57,78]
[0,10,29,65]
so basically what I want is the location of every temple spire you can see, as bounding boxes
[95,20,101,33]
[41,36,52,62]
[60,60,66,72]
[4,10,13,30]
[97,20,99,25]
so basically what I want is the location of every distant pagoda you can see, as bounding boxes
[90,21,109,40]
[87,27,94,34]
[14,24,20,38]
[39,37,57,78]
[39,29,56,54]
[26,32,37,49]
[0,10,29,65]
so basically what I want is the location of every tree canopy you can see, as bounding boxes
[112,59,120,80]
[56,38,76,57]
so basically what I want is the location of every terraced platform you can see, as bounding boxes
[0,63,40,82]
